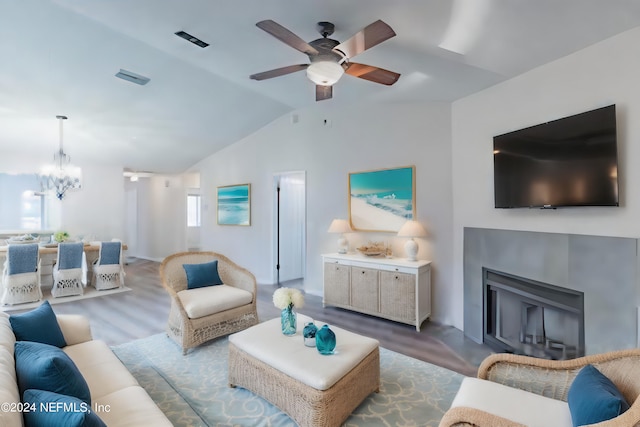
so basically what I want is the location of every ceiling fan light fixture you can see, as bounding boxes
[306,60,344,86]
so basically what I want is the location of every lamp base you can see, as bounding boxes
[337,236,348,254]
[404,238,418,261]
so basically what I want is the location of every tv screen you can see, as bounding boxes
[493,105,618,208]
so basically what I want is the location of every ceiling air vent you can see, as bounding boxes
[175,31,209,48]
[115,69,150,85]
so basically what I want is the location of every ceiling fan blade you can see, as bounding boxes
[344,63,400,86]
[250,64,309,81]
[316,85,333,101]
[256,20,319,56]
[333,20,396,59]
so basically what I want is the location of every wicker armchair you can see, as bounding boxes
[439,349,640,427]
[160,251,259,354]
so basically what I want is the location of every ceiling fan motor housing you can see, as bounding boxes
[308,38,344,63]
[316,21,335,38]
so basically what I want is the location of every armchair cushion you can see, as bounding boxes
[177,285,253,319]
[450,377,573,427]
[15,341,91,404]
[183,260,223,289]
[10,301,67,348]
[567,364,629,427]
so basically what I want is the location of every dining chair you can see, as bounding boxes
[92,241,125,290]
[1,243,42,305]
[52,242,86,298]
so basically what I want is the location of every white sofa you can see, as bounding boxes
[0,311,172,427]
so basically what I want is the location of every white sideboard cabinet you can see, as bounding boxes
[322,253,431,331]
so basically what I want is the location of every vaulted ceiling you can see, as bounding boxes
[2,0,640,174]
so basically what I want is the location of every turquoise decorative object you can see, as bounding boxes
[315,324,336,355]
[281,306,296,336]
[303,322,318,347]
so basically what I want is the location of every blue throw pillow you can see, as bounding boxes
[15,341,91,405]
[10,301,67,348]
[23,389,106,427]
[568,364,629,427]
[183,260,223,289]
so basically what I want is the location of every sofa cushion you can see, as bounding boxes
[451,377,573,427]
[15,341,91,404]
[10,301,67,348]
[0,346,22,427]
[57,314,93,346]
[568,364,629,427]
[94,386,174,427]
[63,340,139,400]
[23,389,106,427]
[183,260,223,289]
[0,312,16,355]
[177,284,253,319]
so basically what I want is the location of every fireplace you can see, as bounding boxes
[483,268,585,359]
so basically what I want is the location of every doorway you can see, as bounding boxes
[124,187,138,262]
[273,171,306,284]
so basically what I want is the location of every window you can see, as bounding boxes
[0,173,56,231]
[187,194,201,227]
[21,190,44,229]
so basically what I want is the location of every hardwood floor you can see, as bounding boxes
[25,258,492,376]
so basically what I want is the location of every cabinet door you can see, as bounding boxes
[323,262,350,306]
[350,267,379,313]
[379,271,416,322]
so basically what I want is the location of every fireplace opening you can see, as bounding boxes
[483,268,585,359]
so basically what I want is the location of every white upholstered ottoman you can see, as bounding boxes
[228,315,380,427]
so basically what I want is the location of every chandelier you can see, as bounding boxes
[40,115,82,200]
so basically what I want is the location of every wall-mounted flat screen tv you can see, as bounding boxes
[493,105,618,209]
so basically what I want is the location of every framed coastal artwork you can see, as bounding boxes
[217,183,251,226]
[348,166,415,232]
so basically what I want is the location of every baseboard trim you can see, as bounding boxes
[133,255,164,263]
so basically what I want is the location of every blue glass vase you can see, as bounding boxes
[303,322,318,347]
[281,306,296,336]
[315,324,336,355]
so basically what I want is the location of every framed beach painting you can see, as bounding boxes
[217,183,251,226]
[348,166,415,232]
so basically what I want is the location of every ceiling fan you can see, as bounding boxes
[250,19,400,101]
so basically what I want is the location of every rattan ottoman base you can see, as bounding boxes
[228,342,380,427]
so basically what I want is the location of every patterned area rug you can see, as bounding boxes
[112,333,464,427]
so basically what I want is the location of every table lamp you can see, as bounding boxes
[397,220,427,261]
[327,219,352,254]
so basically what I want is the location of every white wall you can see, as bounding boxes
[132,175,187,261]
[451,27,640,329]
[190,101,454,323]
[59,163,125,241]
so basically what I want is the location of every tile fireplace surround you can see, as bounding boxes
[464,227,638,355]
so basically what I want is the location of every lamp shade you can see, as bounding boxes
[327,219,352,234]
[306,61,344,86]
[397,220,427,238]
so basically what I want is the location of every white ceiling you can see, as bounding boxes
[2,0,640,174]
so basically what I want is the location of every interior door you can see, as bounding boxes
[124,188,138,259]
[274,171,306,283]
